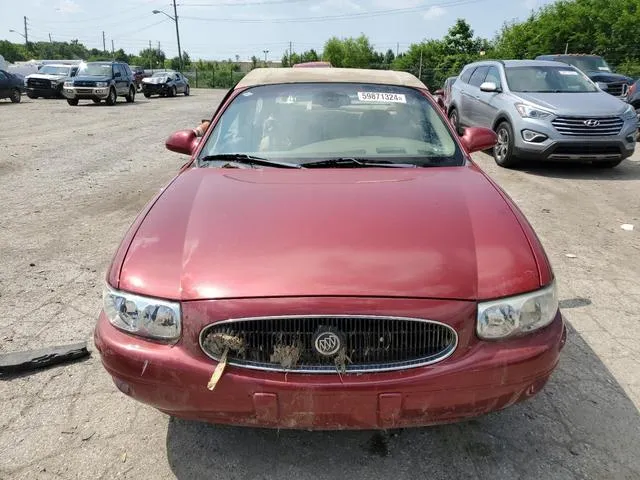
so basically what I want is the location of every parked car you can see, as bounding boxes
[448,60,637,168]
[434,76,457,111]
[624,79,640,128]
[63,61,136,106]
[94,67,566,431]
[0,69,25,103]
[141,71,190,97]
[535,54,634,98]
[129,65,147,91]
[25,63,79,99]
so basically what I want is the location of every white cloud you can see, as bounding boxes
[57,0,81,13]
[423,5,446,20]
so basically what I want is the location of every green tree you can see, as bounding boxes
[323,35,375,68]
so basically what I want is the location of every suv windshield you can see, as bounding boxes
[78,63,112,77]
[554,56,612,74]
[39,65,71,76]
[505,66,598,93]
[198,83,462,167]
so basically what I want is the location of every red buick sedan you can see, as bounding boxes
[94,68,566,430]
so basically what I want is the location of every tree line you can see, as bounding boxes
[2,0,640,90]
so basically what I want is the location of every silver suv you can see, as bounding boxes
[448,60,637,168]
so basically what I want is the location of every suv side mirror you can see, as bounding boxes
[166,129,199,156]
[114,71,121,78]
[480,81,500,93]
[460,127,498,153]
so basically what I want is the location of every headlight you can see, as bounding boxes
[622,104,636,120]
[477,282,558,340]
[64,81,73,87]
[103,286,181,341]
[95,82,108,87]
[515,103,553,119]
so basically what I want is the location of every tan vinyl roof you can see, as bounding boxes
[235,67,427,89]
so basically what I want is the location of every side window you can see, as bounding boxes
[484,67,502,88]
[71,67,78,76]
[123,64,132,77]
[459,68,474,84]
[0,71,6,80]
[468,66,489,87]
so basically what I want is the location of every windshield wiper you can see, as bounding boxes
[301,158,417,168]
[199,154,303,169]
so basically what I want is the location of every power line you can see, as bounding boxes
[178,0,317,5]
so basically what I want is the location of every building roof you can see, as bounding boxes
[235,67,427,89]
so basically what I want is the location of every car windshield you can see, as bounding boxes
[39,65,71,75]
[78,63,112,77]
[198,83,462,167]
[152,72,170,77]
[555,56,612,73]
[505,66,599,93]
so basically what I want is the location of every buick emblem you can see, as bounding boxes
[584,119,600,127]
[313,328,342,357]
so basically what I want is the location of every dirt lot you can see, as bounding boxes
[1,90,639,480]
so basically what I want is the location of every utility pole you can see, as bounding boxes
[149,40,153,69]
[418,48,423,81]
[23,16,29,45]
[172,0,183,71]
[111,39,114,57]
[289,41,292,66]
[396,42,399,57]
[49,33,52,42]
[103,31,106,53]
[564,42,569,54]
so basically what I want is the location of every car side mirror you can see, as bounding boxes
[460,127,498,153]
[480,81,500,93]
[596,82,608,91]
[166,129,199,156]
[114,71,121,78]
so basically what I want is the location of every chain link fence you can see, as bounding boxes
[182,68,246,89]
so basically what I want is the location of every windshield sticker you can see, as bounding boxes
[558,70,579,75]
[598,67,611,71]
[357,92,407,103]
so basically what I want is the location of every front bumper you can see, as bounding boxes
[94,301,566,430]
[26,86,61,97]
[142,83,169,95]
[513,117,637,162]
[63,86,110,99]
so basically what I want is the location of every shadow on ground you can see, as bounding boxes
[166,323,640,480]
[517,158,640,181]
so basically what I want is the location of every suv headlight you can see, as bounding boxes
[622,104,636,120]
[64,81,73,87]
[103,286,181,341]
[515,103,553,119]
[477,282,558,340]
[95,81,108,87]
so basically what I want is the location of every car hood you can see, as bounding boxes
[117,167,541,301]
[27,73,68,80]
[515,91,628,116]
[73,75,111,83]
[585,71,634,84]
[143,76,169,84]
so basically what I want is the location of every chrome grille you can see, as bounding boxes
[552,116,623,136]
[200,315,457,374]
[74,80,95,87]
[604,82,627,97]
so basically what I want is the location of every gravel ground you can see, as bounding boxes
[0,90,639,480]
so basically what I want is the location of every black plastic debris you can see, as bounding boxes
[0,342,90,376]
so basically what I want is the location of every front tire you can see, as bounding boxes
[105,87,117,106]
[171,86,177,97]
[10,88,21,103]
[143,92,151,98]
[67,98,79,106]
[184,85,190,96]
[493,121,519,168]
[125,86,135,103]
[448,108,461,135]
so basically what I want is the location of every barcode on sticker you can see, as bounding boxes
[358,92,406,103]
[558,70,578,75]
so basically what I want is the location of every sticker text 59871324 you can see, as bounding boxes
[357,92,407,103]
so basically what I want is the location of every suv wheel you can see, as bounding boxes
[494,122,519,168]
[67,98,79,106]
[185,85,190,96]
[171,86,177,97]
[125,86,135,103]
[448,108,461,135]
[105,87,117,106]
[9,88,21,103]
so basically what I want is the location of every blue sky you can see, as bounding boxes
[1,0,555,61]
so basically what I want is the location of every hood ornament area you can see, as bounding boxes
[584,119,601,127]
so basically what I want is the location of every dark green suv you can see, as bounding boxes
[63,61,136,106]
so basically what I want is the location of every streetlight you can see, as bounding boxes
[152,0,183,71]
[9,29,26,41]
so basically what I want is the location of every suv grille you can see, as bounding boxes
[552,116,623,136]
[27,78,51,89]
[200,316,457,374]
[604,82,627,97]
[74,80,96,87]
